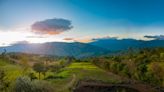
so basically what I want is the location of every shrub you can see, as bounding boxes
[11,77,55,92]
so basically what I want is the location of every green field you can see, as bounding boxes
[0,57,122,92]
[49,62,121,92]
[0,59,23,82]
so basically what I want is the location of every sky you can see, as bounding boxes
[0,0,164,46]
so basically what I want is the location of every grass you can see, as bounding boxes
[67,62,98,70]
[0,59,8,66]
[66,62,120,83]
[0,59,23,82]
[48,62,121,92]
[0,58,122,92]
[2,65,23,81]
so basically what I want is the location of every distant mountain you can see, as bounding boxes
[89,39,164,51]
[0,39,163,58]
[0,42,109,58]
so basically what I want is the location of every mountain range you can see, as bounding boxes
[0,42,108,58]
[0,39,164,58]
[90,38,164,51]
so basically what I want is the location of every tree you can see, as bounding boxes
[1,49,6,57]
[28,72,37,81]
[148,62,164,85]
[0,69,9,91]
[33,63,45,80]
[0,69,5,91]
[50,64,60,73]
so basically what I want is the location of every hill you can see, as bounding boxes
[90,39,164,51]
[0,42,109,58]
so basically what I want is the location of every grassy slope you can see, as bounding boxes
[49,62,121,92]
[0,58,122,92]
[0,59,23,82]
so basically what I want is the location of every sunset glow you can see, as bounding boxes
[0,0,164,46]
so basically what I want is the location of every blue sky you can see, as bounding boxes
[0,0,164,46]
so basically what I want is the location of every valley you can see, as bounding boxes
[0,48,163,92]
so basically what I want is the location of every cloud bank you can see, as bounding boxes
[31,18,73,35]
[63,36,118,43]
[91,36,118,41]
[144,35,164,40]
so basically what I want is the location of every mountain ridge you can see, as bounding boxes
[0,42,109,58]
[89,39,164,51]
[0,39,164,58]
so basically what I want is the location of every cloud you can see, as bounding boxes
[31,18,73,35]
[74,38,93,43]
[63,37,93,43]
[144,35,164,40]
[11,41,29,45]
[26,36,46,38]
[91,36,118,41]
[63,38,74,41]
[68,36,118,43]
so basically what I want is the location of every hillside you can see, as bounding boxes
[90,39,164,51]
[0,42,109,58]
[0,55,160,92]
[0,39,164,58]
[90,48,164,88]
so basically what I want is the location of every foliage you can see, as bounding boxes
[91,48,164,87]
[11,77,54,92]
[0,69,6,91]
[0,55,74,92]
[33,63,47,79]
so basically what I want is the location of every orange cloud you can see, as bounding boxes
[72,36,117,43]
[75,38,93,43]
[63,38,74,41]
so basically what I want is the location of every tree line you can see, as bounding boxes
[91,48,164,87]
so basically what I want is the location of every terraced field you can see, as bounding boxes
[49,62,121,92]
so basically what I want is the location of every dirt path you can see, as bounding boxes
[6,55,20,64]
[6,55,36,66]
[58,74,76,92]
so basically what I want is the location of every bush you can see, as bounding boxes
[11,77,55,92]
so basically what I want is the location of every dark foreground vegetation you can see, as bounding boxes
[0,48,163,92]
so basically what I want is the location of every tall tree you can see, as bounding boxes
[33,63,45,80]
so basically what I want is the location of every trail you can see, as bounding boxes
[6,55,20,64]
[6,55,36,66]
[58,74,76,92]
